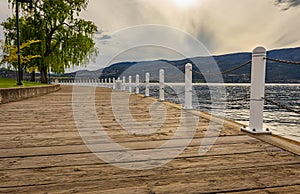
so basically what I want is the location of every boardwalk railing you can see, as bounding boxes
[57,46,300,135]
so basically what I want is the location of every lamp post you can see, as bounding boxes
[16,0,33,86]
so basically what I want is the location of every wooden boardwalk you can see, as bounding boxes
[0,86,299,193]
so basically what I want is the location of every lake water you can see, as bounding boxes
[145,84,300,142]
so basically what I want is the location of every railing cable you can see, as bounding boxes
[163,88,185,96]
[266,58,300,66]
[262,97,300,114]
[193,60,252,76]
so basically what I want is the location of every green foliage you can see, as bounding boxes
[0,40,4,61]
[3,0,98,83]
[1,40,41,72]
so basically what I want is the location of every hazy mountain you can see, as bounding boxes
[96,47,300,83]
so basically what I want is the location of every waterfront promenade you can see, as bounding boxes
[0,86,299,193]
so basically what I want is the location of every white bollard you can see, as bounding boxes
[113,77,116,90]
[145,72,150,97]
[242,47,271,134]
[122,76,126,91]
[115,80,122,90]
[129,76,132,93]
[184,63,193,109]
[159,69,165,101]
[108,78,111,88]
[136,74,140,94]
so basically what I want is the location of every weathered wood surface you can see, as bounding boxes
[0,86,299,193]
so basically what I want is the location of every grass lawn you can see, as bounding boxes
[0,78,49,88]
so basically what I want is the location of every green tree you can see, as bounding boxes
[2,0,98,83]
[1,40,41,80]
[0,40,4,61]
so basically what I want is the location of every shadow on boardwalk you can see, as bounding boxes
[0,86,299,193]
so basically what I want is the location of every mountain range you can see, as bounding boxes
[64,47,300,83]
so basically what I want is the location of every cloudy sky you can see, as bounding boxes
[1,0,300,70]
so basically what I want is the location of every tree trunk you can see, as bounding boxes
[40,66,48,83]
[30,71,36,82]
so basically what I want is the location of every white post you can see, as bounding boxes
[242,47,271,134]
[136,74,140,94]
[159,69,165,101]
[115,80,122,90]
[113,77,116,90]
[145,72,150,97]
[184,63,193,110]
[122,76,126,91]
[108,78,111,88]
[129,76,132,93]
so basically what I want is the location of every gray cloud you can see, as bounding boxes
[81,0,300,56]
[275,0,300,10]
[99,35,112,40]
[2,0,300,71]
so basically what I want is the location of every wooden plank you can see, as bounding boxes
[0,131,258,149]
[0,136,278,158]
[221,185,300,194]
[0,149,295,171]
[1,86,299,194]
[0,164,299,193]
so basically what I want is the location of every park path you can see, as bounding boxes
[0,86,299,193]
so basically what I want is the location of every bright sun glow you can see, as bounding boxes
[172,0,199,7]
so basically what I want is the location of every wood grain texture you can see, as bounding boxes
[0,86,299,193]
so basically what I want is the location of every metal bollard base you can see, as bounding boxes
[241,127,272,135]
